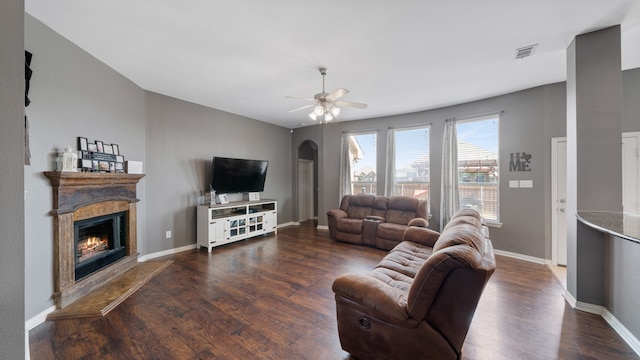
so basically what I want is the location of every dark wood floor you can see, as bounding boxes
[30,221,637,359]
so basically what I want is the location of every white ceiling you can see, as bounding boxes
[25,0,640,129]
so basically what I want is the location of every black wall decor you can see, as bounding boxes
[25,50,33,107]
[509,152,532,171]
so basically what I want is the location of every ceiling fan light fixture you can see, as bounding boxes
[287,67,367,123]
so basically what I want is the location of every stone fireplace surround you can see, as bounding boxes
[44,172,144,309]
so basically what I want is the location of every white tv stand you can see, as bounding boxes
[197,199,277,252]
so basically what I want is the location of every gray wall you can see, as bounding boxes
[294,68,639,259]
[623,68,640,132]
[23,15,294,320]
[295,83,567,259]
[16,7,640,347]
[143,93,293,255]
[605,234,640,339]
[0,0,25,358]
[24,15,147,319]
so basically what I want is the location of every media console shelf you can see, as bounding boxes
[197,199,277,252]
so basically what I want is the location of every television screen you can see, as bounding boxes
[210,157,268,194]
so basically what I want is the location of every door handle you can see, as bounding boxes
[560,199,566,204]
[560,208,565,212]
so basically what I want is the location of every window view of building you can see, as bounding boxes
[391,126,430,203]
[456,115,499,221]
[348,133,377,194]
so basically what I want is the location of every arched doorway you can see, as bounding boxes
[297,140,318,223]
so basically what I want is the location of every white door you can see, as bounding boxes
[552,138,567,266]
[622,132,640,214]
[298,160,314,222]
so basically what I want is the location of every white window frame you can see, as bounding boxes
[455,114,500,224]
[345,131,378,196]
[387,125,430,209]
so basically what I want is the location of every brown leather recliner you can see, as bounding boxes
[332,209,496,360]
[327,194,429,250]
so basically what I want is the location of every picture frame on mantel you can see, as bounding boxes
[95,140,104,153]
[78,137,88,151]
[103,144,114,155]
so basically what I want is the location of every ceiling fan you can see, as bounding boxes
[286,67,367,122]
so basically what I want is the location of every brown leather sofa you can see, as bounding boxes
[327,195,428,250]
[331,209,496,360]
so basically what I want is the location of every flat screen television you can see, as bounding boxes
[210,156,269,194]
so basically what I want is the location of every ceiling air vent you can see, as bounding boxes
[515,44,538,60]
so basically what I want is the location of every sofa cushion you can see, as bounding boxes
[385,197,423,225]
[372,197,389,218]
[336,218,364,234]
[377,222,407,241]
[433,209,484,254]
[388,196,419,212]
[344,195,375,219]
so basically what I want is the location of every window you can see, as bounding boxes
[347,132,377,195]
[389,126,430,204]
[456,115,499,222]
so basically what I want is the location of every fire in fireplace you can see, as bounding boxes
[74,212,127,280]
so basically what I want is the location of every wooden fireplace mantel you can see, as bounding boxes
[44,172,145,214]
[44,171,145,309]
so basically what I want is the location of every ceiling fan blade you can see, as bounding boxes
[334,100,368,109]
[285,96,316,102]
[326,88,349,102]
[288,104,314,113]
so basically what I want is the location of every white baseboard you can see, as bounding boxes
[602,308,640,355]
[565,295,640,357]
[24,243,640,359]
[316,225,329,230]
[140,223,297,262]
[495,249,640,357]
[25,305,56,332]
[25,304,57,359]
[563,289,577,308]
[138,243,196,262]
[492,249,549,265]
[574,301,605,315]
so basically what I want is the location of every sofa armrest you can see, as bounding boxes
[402,226,440,247]
[408,218,428,227]
[327,209,347,221]
[332,273,409,324]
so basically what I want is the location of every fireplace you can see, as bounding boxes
[45,172,144,309]
[75,212,127,280]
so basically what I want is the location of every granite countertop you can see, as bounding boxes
[576,211,640,244]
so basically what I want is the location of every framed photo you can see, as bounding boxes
[103,144,114,155]
[92,160,99,171]
[96,141,104,153]
[98,161,109,171]
[80,159,92,169]
[88,143,98,152]
[109,162,115,172]
[218,194,229,204]
[115,162,124,172]
[78,137,88,151]
[116,155,125,163]
[112,144,120,156]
